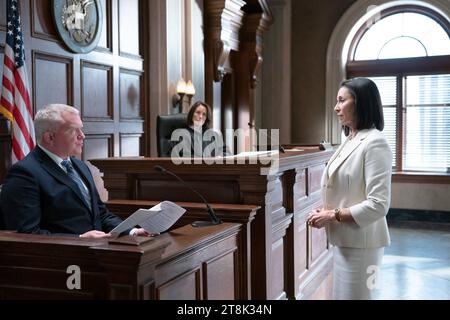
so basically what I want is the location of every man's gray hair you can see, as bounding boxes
[34,104,79,142]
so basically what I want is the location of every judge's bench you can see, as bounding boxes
[92,146,334,300]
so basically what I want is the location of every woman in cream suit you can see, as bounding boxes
[307,78,392,300]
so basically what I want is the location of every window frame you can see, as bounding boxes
[348,5,450,62]
[346,5,450,183]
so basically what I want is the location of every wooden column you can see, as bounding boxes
[259,0,291,144]
[204,0,245,132]
[204,0,273,152]
[237,1,273,150]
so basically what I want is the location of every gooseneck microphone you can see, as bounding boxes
[154,165,222,227]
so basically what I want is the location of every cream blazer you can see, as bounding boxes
[322,128,392,248]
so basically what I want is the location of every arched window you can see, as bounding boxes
[347,6,450,173]
[353,11,450,60]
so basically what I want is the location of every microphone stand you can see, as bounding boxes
[154,165,222,227]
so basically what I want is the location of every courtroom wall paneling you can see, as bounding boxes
[190,0,206,103]
[30,0,58,42]
[97,0,112,52]
[166,0,184,114]
[120,133,141,157]
[291,0,356,143]
[135,177,241,204]
[152,224,242,300]
[0,265,107,299]
[0,0,5,28]
[84,134,114,201]
[310,227,328,264]
[109,284,135,300]
[25,0,145,157]
[32,52,73,110]
[81,61,114,120]
[0,0,147,182]
[271,237,285,299]
[119,69,143,120]
[294,168,308,206]
[204,251,236,300]
[294,212,308,280]
[221,72,236,141]
[156,268,202,300]
[84,135,114,161]
[308,164,325,202]
[118,0,140,57]
[292,163,330,298]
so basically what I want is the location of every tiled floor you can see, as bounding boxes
[374,226,450,300]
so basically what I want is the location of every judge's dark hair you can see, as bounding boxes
[187,101,212,130]
[340,78,384,136]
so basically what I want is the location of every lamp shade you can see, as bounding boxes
[185,80,196,96]
[176,79,187,94]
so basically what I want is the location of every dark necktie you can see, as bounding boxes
[61,160,92,211]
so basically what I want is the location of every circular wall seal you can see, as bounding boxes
[52,0,103,54]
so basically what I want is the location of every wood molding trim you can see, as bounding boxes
[31,50,74,108]
[205,0,246,82]
[241,0,273,89]
[144,0,169,157]
[392,172,450,184]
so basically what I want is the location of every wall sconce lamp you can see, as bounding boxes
[185,80,196,107]
[173,79,196,112]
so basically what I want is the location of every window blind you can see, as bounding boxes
[369,77,397,168]
[404,74,450,172]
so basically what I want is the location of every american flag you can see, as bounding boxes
[0,0,35,164]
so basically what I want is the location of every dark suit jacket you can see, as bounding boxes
[0,146,123,236]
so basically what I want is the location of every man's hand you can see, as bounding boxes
[79,230,112,238]
[133,228,159,237]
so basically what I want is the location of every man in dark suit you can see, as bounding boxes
[0,104,149,238]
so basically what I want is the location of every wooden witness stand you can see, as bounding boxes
[0,219,254,300]
[92,147,334,300]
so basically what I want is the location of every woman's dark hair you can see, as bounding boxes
[187,101,212,130]
[340,77,384,136]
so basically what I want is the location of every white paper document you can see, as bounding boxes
[284,148,304,152]
[221,150,279,158]
[110,201,186,235]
